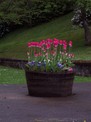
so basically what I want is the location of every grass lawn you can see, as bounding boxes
[0,13,91,84]
[0,66,26,84]
[0,12,91,60]
[0,66,91,84]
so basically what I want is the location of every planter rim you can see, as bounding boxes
[73,60,91,64]
[25,70,74,75]
[0,58,91,62]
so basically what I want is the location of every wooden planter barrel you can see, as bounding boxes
[25,70,74,97]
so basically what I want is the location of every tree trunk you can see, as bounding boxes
[27,0,32,8]
[83,21,91,46]
[81,7,91,46]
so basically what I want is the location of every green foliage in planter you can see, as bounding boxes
[26,39,74,73]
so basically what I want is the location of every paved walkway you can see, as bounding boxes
[0,83,91,122]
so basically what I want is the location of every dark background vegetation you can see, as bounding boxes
[0,0,75,37]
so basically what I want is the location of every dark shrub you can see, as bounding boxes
[0,22,9,38]
[0,0,75,37]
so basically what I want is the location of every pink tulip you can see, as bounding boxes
[69,41,72,47]
[28,42,40,47]
[59,40,63,45]
[69,53,74,58]
[34,53,39,57]
[63,44,67,50]
[28,42,32,47]
[34,52,42,57]
[46,43,51,49]
[53,38,59,47]
[68,68,73,72]
[51,50,56,56]
[46,38,53,44]
[62,40,67,50]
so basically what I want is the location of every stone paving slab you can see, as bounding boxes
[0,83,91,122]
